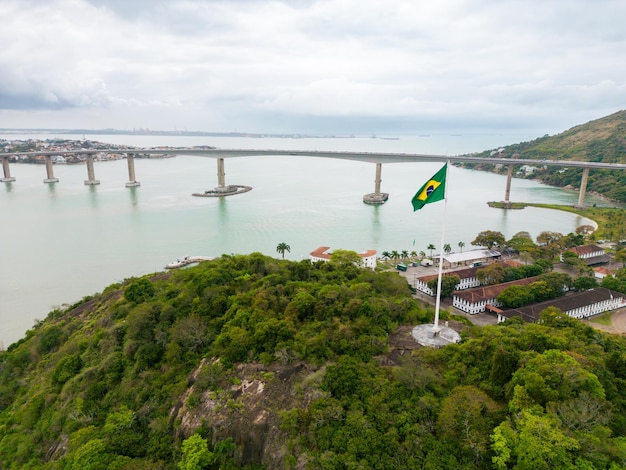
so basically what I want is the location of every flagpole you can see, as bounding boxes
[432,161,450,333]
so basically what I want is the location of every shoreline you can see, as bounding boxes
[486,202,626,237]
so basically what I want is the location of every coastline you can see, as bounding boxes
[486,202,626,236]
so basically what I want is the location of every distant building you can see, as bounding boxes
[415,266,481,296]
[309,246,377,269]
[436,249,501,269]
[593,266,613,281]
[518,165,537,175]
[452,276,540,315]
[498,287,626,323]
[414,259,522,296]
[562,244,610,266]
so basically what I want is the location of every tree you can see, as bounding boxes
[381,251,391,260]
[178,434,213,470]
[427,243,436,258]
[436,385,501,464]
[427,275,460,299]
[443,243,452,255]
[536,231,564,247]
[535,258,553,272]
[276,242,291,260]
[401,250,409,260]
[330,249,362,267]
[124,278,156,304]
[70,439,110,470]
[561,251,582,268]
[529,280,555,302]
[576,225,595,236]
[507,232,537,253]
[573,275,598,290]
[537,271,572,295]
[508,349,605,407]
[497,285,534,309]
[563,232,585,248]
[491,411,580,470]
[472,230,505,249]
[458,241,465,253]
[476,264,505,285]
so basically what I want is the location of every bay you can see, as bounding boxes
[0,133,610,347]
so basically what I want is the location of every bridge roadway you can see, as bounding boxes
[3,148,626,206]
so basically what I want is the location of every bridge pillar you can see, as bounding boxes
[1,156,15,182]
[374,162,382,194]
[125,153,141,187]
[84,155,100,185]
[363,162,389,204]
[503,164,514,206]
[576,167,589,208]
[191,156,252,197]
[217,158,226,188]
[43,155,59,183]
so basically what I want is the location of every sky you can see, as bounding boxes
[0,0,624,136]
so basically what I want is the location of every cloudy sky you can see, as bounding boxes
[0,0,624,135]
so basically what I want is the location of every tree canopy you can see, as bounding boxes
[472,230,506,249]
[2,253,626,469]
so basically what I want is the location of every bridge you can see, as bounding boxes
[3,148,626,207]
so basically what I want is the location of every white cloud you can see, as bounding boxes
[0,0,624,134]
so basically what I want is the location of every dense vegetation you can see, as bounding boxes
[461,110,626,202]
[2,253,626,468]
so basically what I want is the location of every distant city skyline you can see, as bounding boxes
[1,0,624,136]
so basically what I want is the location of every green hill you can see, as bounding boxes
[467,110,626,202]
[2,254,626,469]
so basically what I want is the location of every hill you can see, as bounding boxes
[2,254,626,468]
[465,110,626,202]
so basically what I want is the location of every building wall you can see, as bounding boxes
[452,295,500,314]
[566,297,626,319]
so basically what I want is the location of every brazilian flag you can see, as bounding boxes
[411,163,447,211]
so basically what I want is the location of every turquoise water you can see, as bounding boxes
[0,134,610,346]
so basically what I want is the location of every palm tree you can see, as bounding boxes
[410,250,418,258]
[276,242,291,259]
[458,241,465,253]
[401,250,409,260]
[391,250,400,260]
[381,251,391,260]
[419,251,426,259]
[443,243,452,255]
[427,243,436,258]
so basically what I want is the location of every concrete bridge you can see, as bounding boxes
[3,148,626,207]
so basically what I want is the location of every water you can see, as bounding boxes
[0,133,609,347]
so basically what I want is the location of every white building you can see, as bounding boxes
[415,259,521,297]
[498,288,626,323]
[452,276,540,314]
[415,266,481,296]
[309,246,377,269]
[593,266,613,281]
[561,244,610,265]
[436,249,501,269]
